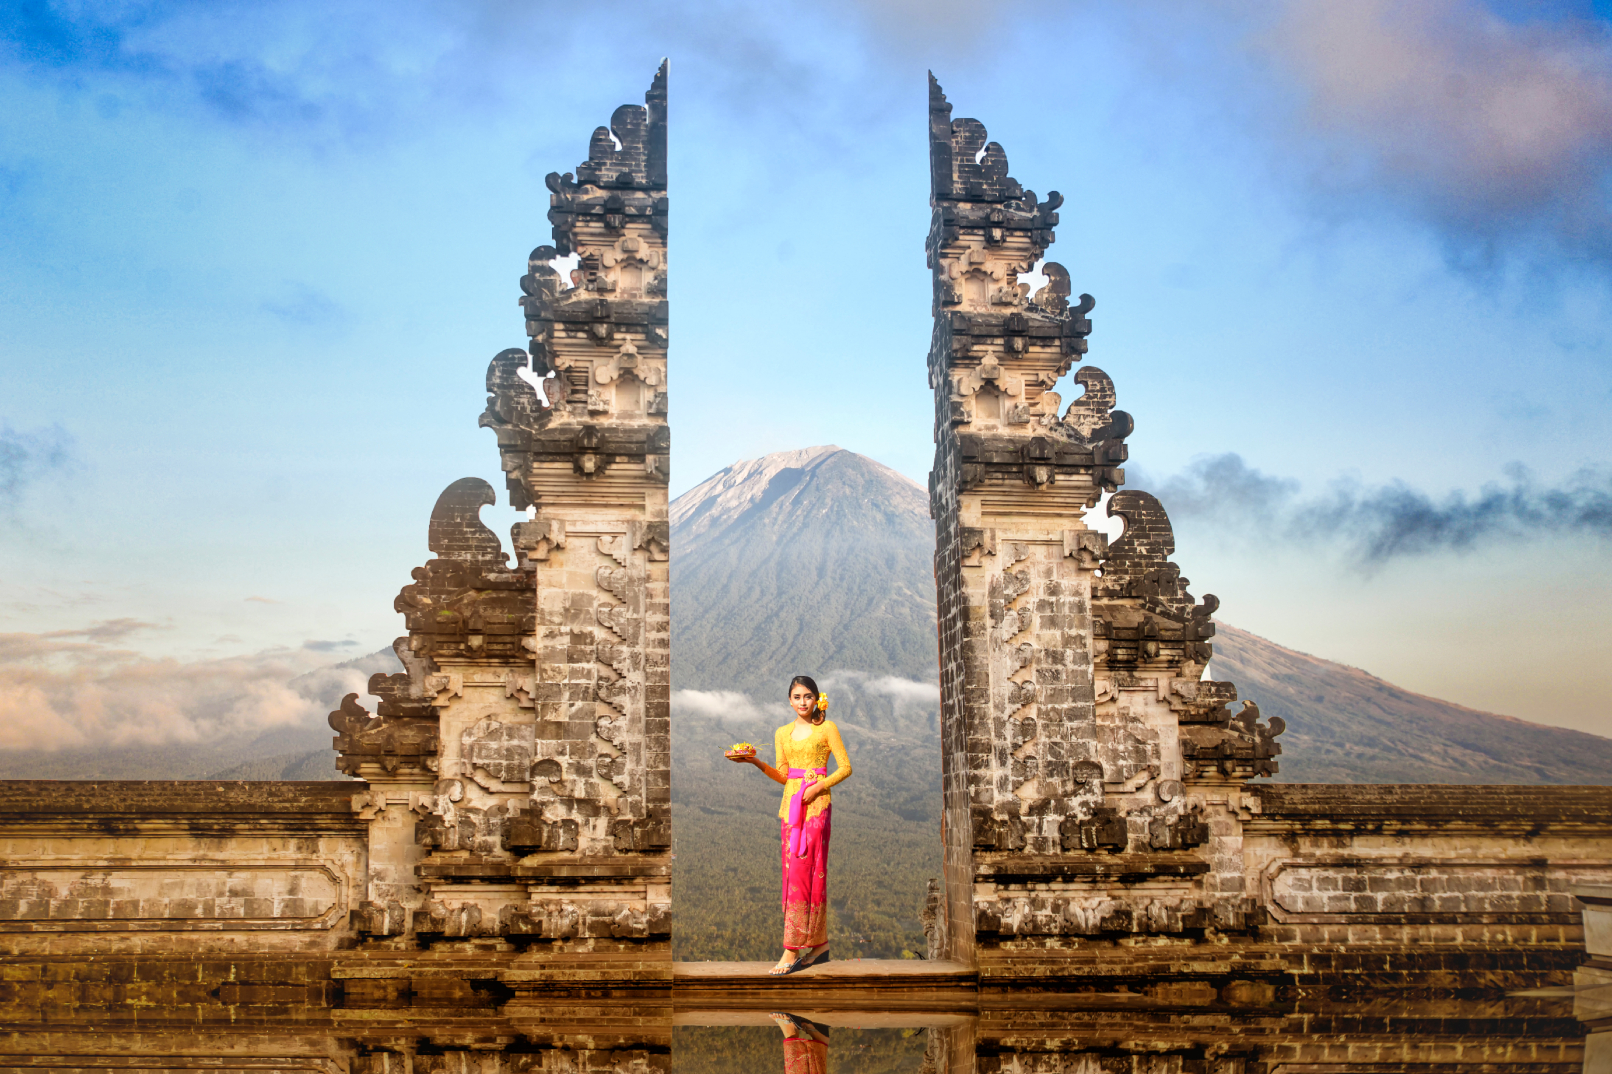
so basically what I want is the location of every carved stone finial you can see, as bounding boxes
[427,478,505,563]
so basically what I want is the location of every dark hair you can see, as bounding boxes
[787,675,820,698]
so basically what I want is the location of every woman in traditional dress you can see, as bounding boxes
[725,675,852,974]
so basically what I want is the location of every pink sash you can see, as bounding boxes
[786,766,828,859]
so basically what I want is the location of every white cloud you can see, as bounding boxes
[819,670,939,720]
[671,689,764,722]
[0,625,367,751]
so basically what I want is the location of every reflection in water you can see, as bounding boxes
[772,1013,830,1074]
[672,1021,928,1074]
[0,969,1600,1073]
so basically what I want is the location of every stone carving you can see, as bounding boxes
[326,64,672,956]
[928,73,1278,969]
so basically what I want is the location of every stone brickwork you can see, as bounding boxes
[0,781,367,956]
[325,62,672,970]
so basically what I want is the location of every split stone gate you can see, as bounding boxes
[2,65,1609,994]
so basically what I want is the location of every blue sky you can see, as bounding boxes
[2,0,1610,747]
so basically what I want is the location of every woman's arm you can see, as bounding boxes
[806,722,852,799]
[753,725,787,785]
[725,729,786,783]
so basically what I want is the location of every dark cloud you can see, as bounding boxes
[43,618,162,642]
[1152,453,1612,567]
[0,0,965,157]
[0,420,75,510]
[301,639,357,652]
[13,0,1612,277]
[1251,0,1612,272]
[2,0,133,71]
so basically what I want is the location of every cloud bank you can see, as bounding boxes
[0,621,367,750]
[1249,0,1612,271]
[671,689,763,723]
[1152,453,1612,567]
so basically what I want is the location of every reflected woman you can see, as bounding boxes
[769,1012,830,1072]
[726,675,852,974]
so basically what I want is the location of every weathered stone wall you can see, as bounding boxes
[1247,785,1612,953]
[0,63,678,977]
[0,782,367,956]
[2,69,1610,1002]
[0,66,677,970]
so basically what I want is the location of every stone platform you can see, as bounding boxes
[673,959,976,1010]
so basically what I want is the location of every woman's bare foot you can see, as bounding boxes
[769,949,800,975]
[769,1012,800,1037]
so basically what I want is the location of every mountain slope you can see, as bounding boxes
[671,445,937,700]
[669,446,1611,786]
[1212,624,1612,785]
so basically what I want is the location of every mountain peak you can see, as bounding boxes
[669,447,937,696]
[670,447,926,550]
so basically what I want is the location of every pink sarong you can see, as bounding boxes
[783,1036,828,1074]
[781,771,831,950]
[784,766,827,859]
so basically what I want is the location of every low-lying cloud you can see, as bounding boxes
[675,672,939,737]
[671,689,764,723]
[0,621,366,751]
[1153,453,1612,567]
[819,670,940,717]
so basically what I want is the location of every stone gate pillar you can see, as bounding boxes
[330,63,672,978]
[925,75,1283,978]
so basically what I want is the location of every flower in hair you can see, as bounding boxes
[816,694,829,712]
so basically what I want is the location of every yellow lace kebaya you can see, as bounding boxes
[754,719,852,822]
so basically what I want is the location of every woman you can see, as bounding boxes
[725,675,852,975]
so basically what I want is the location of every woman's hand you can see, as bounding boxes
[802,780,824,803]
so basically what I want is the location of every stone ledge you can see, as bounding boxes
[974,856,1210,883]
[0,780,363,820]
[417,860,671,881]
[1251,784,1612,828]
